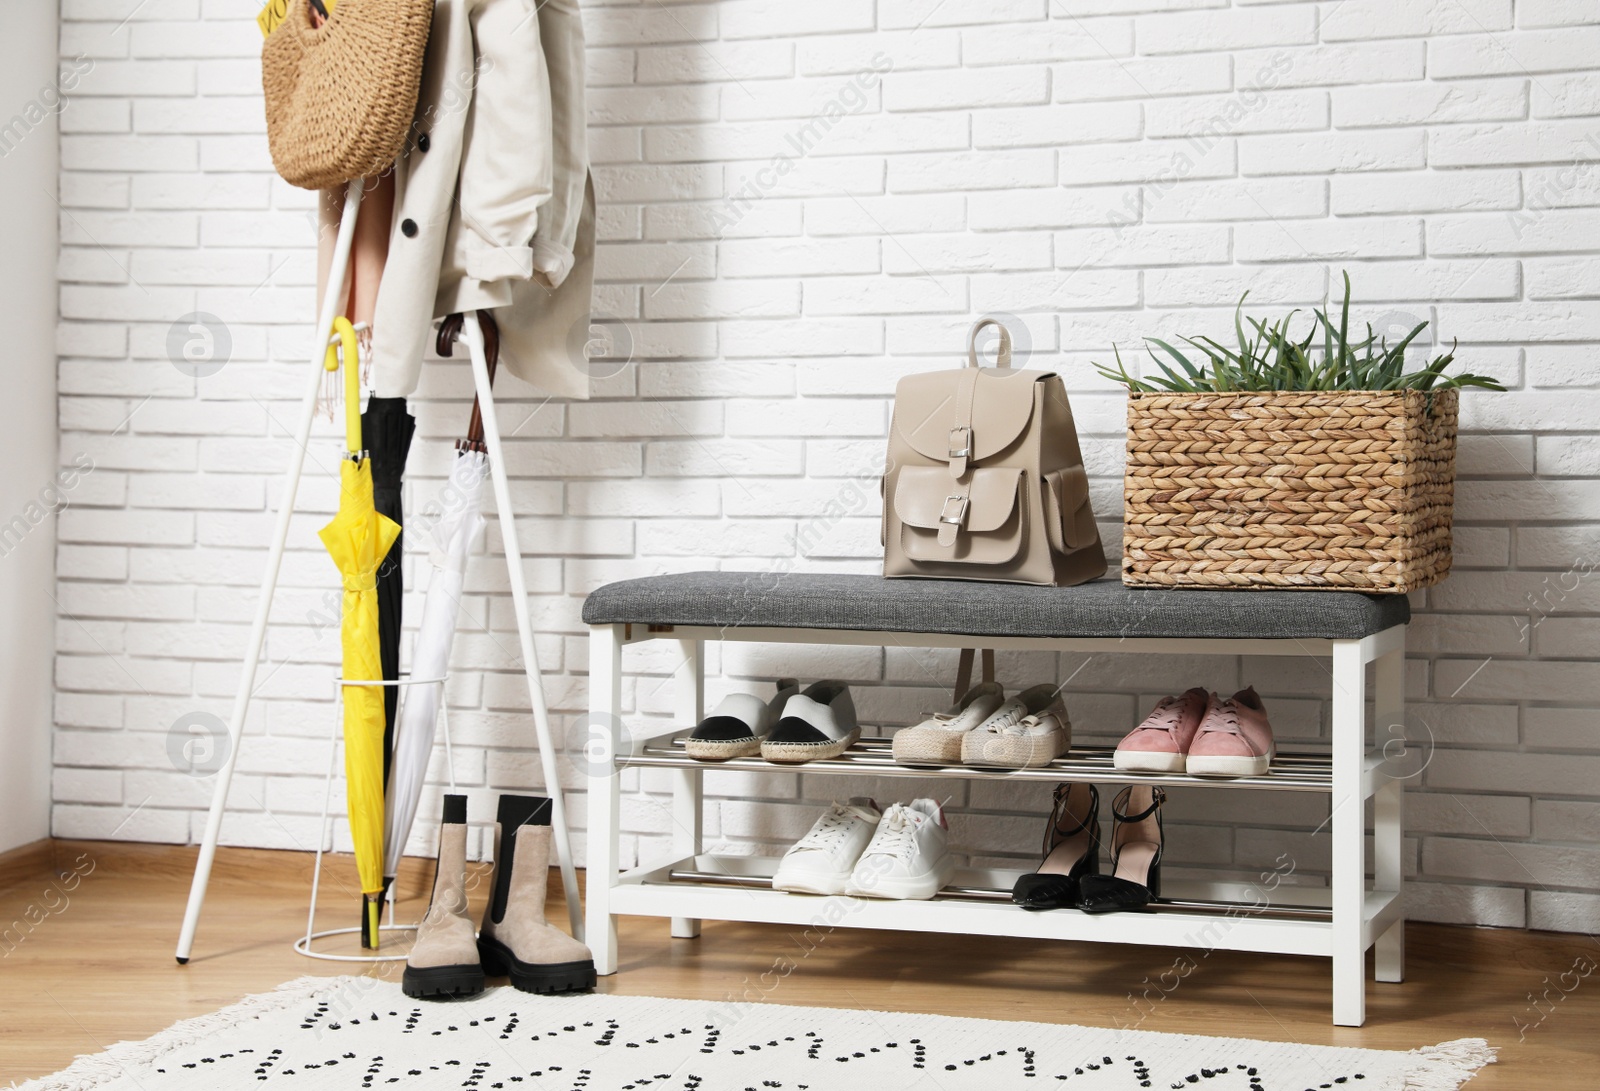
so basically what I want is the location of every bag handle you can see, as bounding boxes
[966,318,1013,370]
[953,648,996,701]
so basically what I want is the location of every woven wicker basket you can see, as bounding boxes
[1121,388,1458,594]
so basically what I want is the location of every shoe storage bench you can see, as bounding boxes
[582,573,1409,1027]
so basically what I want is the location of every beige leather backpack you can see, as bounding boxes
[883,319,1106,587]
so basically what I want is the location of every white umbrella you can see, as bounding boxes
[382,448,488,885]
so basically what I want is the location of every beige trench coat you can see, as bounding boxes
[323,0,595,400]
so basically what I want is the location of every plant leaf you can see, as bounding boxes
[1146,337,1205,383]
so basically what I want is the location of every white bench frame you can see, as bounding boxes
[585,621,1407,1027]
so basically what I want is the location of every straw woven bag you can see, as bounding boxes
[1121,388,1458,593]
[262,0,434,191]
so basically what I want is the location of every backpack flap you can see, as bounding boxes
[893,466,1025,564]
[891,368,1042,475]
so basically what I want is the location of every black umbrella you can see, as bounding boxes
[361,395,416,786]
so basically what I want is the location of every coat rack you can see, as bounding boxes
[174,180,583,963]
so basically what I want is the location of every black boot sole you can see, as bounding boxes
[479,936,596,995]
[402,962,487,1000]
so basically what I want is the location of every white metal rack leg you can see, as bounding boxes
[459,313,583,941]
[584,622,1406,1026]
[176,181,364,964]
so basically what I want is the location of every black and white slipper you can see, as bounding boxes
[761,680,861,763]
[685,678,799,761]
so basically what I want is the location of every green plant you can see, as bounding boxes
[1095,272,1504,394]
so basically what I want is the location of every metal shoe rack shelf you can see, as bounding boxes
[582,573,1409,1027]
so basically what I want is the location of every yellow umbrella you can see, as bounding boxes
[317,317,401,949]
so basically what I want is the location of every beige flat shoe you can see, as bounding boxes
[892,682,1006,766]
[961,683,1071,768]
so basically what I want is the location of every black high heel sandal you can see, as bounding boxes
[1078,785,1166,914]
[1011,783,1099,910]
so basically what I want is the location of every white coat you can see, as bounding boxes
[327,0,595,400]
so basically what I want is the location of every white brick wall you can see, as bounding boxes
[50,0,1600,934]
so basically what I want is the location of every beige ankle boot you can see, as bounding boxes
[402,795,485,999]
[478,794,595,994]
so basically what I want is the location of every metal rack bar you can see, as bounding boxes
[622,735,1335,792]
[659,867,1335,920]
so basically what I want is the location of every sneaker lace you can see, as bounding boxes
[984,701,1028,734]
[865,805,920,863]
[999,713,1049,736]
[794,805,859,853]
[926,693,983,727]
[1203,702,1242,736]
[1140,697,1184,736]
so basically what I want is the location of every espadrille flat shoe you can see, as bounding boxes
[686,678,799,762]
[761,681,860,763]
[961,683,1070,769]
[892,682,1006,766]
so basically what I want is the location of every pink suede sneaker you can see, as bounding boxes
[1114,687,1208,773]
[1186,687,1275,778]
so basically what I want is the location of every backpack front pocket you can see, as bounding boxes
[893,466,1026,565]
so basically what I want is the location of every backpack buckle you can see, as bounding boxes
[948,426,971,459]
[940,495,969,526]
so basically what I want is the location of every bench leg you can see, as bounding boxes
[1331,640,1367,1026]
[586,623,622,976]
[672,638,705,940]
[1373,645,1405,984]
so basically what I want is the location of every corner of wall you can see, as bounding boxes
[0,2,61,854]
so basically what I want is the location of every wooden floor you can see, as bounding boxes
[2,840,1597,1086]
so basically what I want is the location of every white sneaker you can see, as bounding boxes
[771,798,880,895]
[845,799,955,901]
[891,682,1006,766]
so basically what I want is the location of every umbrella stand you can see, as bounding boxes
[456,311,583,938]
[295,671,452,964]
[176,179,364,964]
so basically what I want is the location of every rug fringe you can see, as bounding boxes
[1401,1037,1497,1090]
[13,976,352,1091]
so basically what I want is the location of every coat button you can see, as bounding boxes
[416,132,430,152]
[401,218,418,238]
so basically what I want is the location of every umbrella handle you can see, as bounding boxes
[435,310,500,453]
[325,316,362,454]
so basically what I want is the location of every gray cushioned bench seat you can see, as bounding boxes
[582,572,1408,641]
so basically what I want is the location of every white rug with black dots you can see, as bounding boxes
[17,976,1493,1091]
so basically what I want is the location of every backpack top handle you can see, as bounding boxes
[966,317,1014,370]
